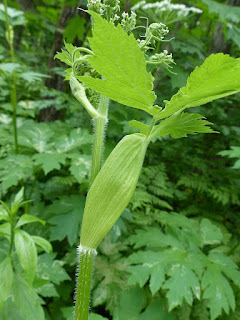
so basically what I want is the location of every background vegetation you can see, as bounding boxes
[0,0,240,319]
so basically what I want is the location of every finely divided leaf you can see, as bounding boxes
[154,112,216,139]
[159,54,240,119]
[80,11,156,114]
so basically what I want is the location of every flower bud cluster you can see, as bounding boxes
[88,0,120,22]
[149,50,175,72]
[121,11,137,34]
[147,22,169,41]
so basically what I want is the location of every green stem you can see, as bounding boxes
[4,0,19,153]
[74,245,97,320]
[8,217,15,256]
[90,95,109,186]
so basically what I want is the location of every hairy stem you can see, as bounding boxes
[4,0,19,153]
[90,95,109,186]
[74,245,97,320]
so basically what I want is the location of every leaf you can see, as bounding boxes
[200,219,223,246]
[18,122,54,153]
[31,236,53,254]
[35,282,59,297]
[80,11,156,114]
[12,275,45,320]
[0,155,33,193]
[159,54,240,119]
[218,146,240,169]
[64,15,86,43]
[16,214,46,228]
[19,72,49,83]
[163,264,201,310]
[137,299,176,320]
[0,222,11,238]
[129,120,150,134]
[0,299,25,320]
[227,24,240,48]
[36,253,70,285]
[55,128,92,153]
[202,263,235,320]
[14,230,37,284]
[112,287,146,320]
[0,257,13,306]
[0,63,21,73]
[54,41,77,66]
[154,112,216,139]
[0,4,26,26]
[208,252,240,288]
[203,0,240,23]
[69,154,92,183]
[89,314,109,320]
[33,153,67,174]
[47,195,85,246]
[0,207,10,222]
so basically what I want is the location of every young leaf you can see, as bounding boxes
[14,230,37,284]
[159,54,240,119]
[54,41,77,66]
[0,257,13,306]
[80,11,156,114]
[16,214,46,228]
[31,236,52,254]
[153,112,216,139]
[0,207,10,222]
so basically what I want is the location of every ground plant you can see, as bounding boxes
[0,0,240,320]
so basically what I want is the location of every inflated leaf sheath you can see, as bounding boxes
[80,134,148,249]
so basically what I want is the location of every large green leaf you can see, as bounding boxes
[14,230,37,284]
[159,54,240,119]
[0,257,13,307]
[80,11,156,114]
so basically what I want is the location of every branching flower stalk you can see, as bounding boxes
[3,0,19,153]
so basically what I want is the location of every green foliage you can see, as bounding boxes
[127,213,240,319]
[80,11,156,114]
[1,0,240,319]
[154,112,216,139]
[218,146,240,169]
[159,54,240,119]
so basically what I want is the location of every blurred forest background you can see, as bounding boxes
[0,0,240,319]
